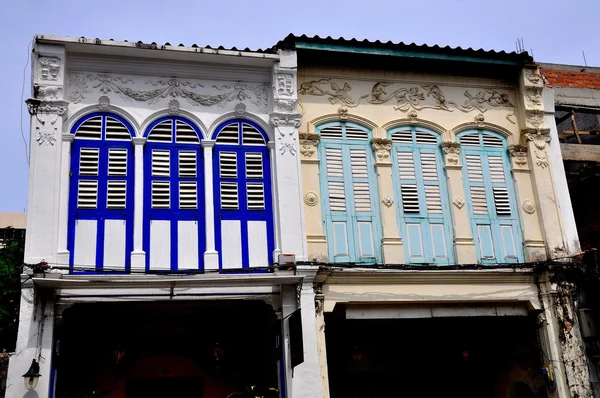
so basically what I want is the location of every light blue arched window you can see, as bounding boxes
[212,119,273,269]
[143,117,204,271]
[67,113,135,272]
[389,126,454,265]
[458,129,524,264]
[317,122,381,263]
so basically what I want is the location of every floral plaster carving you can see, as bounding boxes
[522,200,536,214]
[526,109,544,128]
[36,127,57,146]
[98,95,111,110]
[168,99,181,114]
[509,145,528,167]
[271,113,302,156]
[382,196,394,207]
[371,138,392,161]
[67,72,269,112]
[299,133,320,157]
[304,192,319,206]
[535,151,548,168]
[525,129,551,150]
[453,198,465,209]
[441,142,461,165]
[298,79,517,122]
[39,57,60,81]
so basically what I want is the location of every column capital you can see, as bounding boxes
[201,139,216,148]
[299,132,320,158]
[132,137,147,146]
[269,112,302,128]
[26,98,69,116]
[509,144,529,171]
[441,141,461,168]
[370,138,392,164]
[523,128,551,150]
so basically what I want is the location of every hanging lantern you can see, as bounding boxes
[22,359,41,391]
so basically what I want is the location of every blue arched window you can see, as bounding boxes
[317,122,381,263]
[212,119,273,269]
[389,126,454,265]
[67,113,135,272]
[458,130,523,264]
[143,117,204,271]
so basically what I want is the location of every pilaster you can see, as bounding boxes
[314,284,330,398]
[271,56,307,261]
[201,140,219,270]
[440,142,477,263]
[56,133,74,268]
[131,137,147,269]
[508,145,546,261]
[299,133,327,262]
[370,138,404,263]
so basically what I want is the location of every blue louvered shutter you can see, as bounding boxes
[390,127,453,265]
[460,130,523,264]
[319,122,381,263]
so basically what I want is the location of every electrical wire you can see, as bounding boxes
[20,39,34,166]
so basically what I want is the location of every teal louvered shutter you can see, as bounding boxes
[319,122,381,263]
[390,127,454,264]
[460,130,523,264]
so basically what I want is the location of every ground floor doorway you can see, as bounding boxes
[54,300,280,398]
[325,307,548,398]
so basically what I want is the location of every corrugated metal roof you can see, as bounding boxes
[276,34,534,65]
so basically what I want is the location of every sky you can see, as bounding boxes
[0,0,598,212]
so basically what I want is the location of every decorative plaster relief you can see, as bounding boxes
[276,74,294,97]
[39,57,60,81]
[299,132,320,157]
[35,85,63,100]
[270,113,302,156]
[168,99,181,114]
[475,113,485,127]
[68,72,269,112]
[453,198,465,209]
[298,79,516,123]
[98,95,111,110]
[522,200,536,214]
[275,99,297,113]
[382,196,394,207]
[525,109,544,128]
[524,129,551,150]
[371,138,392,161]
[338,106,348,120]
[36,127,57,146]
[304,192,319,206]
[535,151,548,168]
[441,142,461,165]
[509,144,528,167]
[525,87,543,108]
[525,68,543,86]
[409,110,418,124]
[26,99,68,126]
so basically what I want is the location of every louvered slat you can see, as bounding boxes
[152,150,170,177]
[178,151,197,178]
[179,182,197,209]
[242,124,265,145]
[328,181,346,211]
[220,182,238,209]
[105,117,131,140]
[79,148,99,176]
[353,182,371,211]
[245,153,263,179]
[216,123,239,144]
[460,133,480,146]
[482,133,504,148]
[247,183,265,210]
[175,120,199,144]
[219,152,237,179]
[397,152,416,179]
[350,149,368,178]
[345,126,369,140]
[106,180,126,209]
[465,155,484,182]
[107,149,127,176]
[147,120,173,142]
[415,130,437,144]
[75,116,102,139]
[493,188,511,215]
[77,180,98,208]
[424,186,442,213]
[391,130,413,143]
[420,153,438,181]
[326,148,344,177]
[151,181,170,208]
[488,156,506,183]
[470,187,488,214]
[320,125,343,140]
[401,185,419,213]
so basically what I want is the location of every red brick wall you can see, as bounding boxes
[540,67,600,89]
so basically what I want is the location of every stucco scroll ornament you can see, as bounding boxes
[522,200,536,214]
[39,57,60,81]
[382,196,394,207]
[535,151,548,168]
[299,132,320,157]
[26,98,68,126]
[525,129,551,150]
[449,90,517,124]
[441,142,461,165]
[371,138,392,161]
[453,198,465,209]
[508,145,528,167]
[304,192,319,206]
